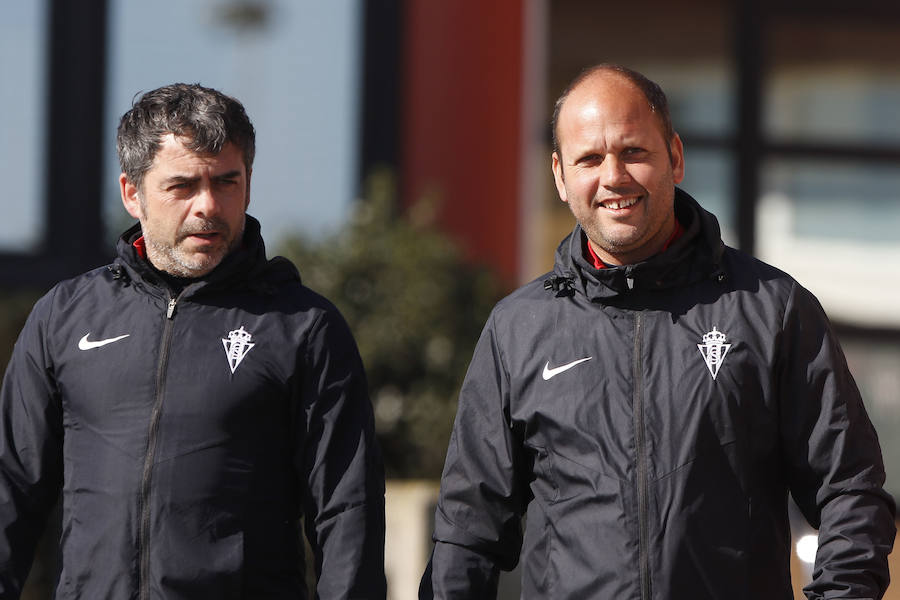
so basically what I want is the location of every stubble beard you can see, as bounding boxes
[572,175,676,265]
[143,215,245,278]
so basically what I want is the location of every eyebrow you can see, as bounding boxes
[573,152,602,164]
[160,175,200,187]
[212,170,243,181]
[160,170,243,186]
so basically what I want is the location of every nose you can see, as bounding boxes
[599,155,631,187]
[191,182,221,217]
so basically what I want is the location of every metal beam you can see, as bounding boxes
[43,0,110,277]
[2,0,111,290]
[734,0,764,255]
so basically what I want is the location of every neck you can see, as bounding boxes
[586,216,682,268]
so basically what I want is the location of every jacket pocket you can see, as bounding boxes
[524,443,559,504]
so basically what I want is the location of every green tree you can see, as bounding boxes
[278,171,504,479]
[0,291,44,374]
[0,289,52,600]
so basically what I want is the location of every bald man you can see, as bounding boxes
[420,65,894,599]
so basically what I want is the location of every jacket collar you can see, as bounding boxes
[550,188,726,302]
[112,214,282,296]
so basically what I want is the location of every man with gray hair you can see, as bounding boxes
[0,83,386,599]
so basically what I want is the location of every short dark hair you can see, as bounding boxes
[117,83,256,190]
[551,64,675,159]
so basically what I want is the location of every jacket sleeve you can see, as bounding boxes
[420,313,527,599]
[0,293,64,597]
[778,281,896,599]
[295,307,386,599]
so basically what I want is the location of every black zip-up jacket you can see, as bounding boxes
[0,216,386,599]
[422,190,895,599]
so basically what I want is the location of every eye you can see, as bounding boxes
[622,147,648,162]
[214,173,242,187]
[576,153,603,166]
[167,181,191,192]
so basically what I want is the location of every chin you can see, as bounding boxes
[176,253,225,277]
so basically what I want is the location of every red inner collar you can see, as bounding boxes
[133,236,147,259]
[587,220,685,269]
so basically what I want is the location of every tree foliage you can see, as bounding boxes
[277,171,504,479]
[0,291,44,375]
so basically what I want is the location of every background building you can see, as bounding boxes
[2,1,898,598]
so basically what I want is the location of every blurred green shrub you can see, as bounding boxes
[0,291,44,375]
[278,170,504,479]
[0,290,51,599]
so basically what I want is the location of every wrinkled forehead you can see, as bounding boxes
[147,134,246,176]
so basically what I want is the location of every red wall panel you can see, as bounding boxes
[401,2,524,283]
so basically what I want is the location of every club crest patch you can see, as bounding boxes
[222,326,255,374]
[697,327,731,381]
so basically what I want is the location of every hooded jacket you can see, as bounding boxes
[422,190,895,599]
[0,216,386,599]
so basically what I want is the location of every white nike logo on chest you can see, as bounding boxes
[78,333,130,350]
[542,357,593,380]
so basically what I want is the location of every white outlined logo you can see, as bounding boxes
[697,327,731,381]
[222,326,255,374]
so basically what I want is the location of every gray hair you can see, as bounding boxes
[117,83,256,189]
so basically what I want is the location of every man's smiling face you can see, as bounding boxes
[552,71,684,266]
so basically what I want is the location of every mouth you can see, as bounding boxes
[183,231,222,245]
[599,196,641,211]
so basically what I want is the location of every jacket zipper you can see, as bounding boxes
[633,312,651,600]
[138,295,178,600]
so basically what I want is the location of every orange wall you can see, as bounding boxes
[401,2,525,284]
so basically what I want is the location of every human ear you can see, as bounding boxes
[669,134,685,184]
[552,152,568,203]
[120,173,143,220]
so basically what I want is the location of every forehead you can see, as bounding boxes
[558,73,666,149]
[148,134,245,175]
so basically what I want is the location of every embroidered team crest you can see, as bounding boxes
[222,326,255,374]
[697,327,731,381]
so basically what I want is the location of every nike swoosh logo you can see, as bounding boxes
[78,333,130,350]
[542,356,593,380]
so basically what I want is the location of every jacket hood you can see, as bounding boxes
[548,188,726,301]
[111,214,300,296]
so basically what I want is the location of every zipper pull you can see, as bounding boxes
[166,297,177,319]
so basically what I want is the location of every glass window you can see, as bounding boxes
[637,62,735,138]
[760,16,900,329]
[104,0,362,246]
[680,149,736,247]
[762,160,900,243]
[0,2,48,252]
[766,19,900,145]
[767,65,900,145]
[758,159,900,328]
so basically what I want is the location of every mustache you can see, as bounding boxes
[176,217,230,240]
